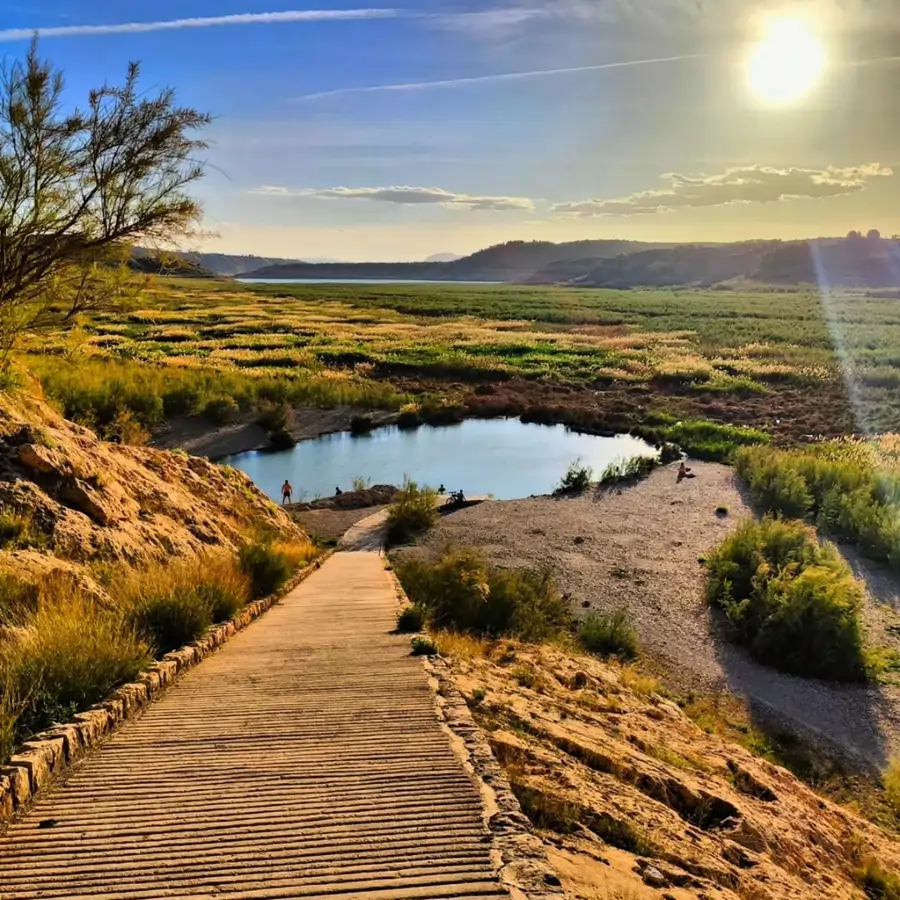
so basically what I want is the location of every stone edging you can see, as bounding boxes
[0,549,334,827]
[383,565,567,900]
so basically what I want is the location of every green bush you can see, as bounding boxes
[203,396,240,424]
[239,541,292,598]
[579,610,640,659]
[705,518,867,682]
[598,455,657,486]
[130,589,212,654]
[855,859,900,900]
[394,546,569,641]
[120,555,252,653]
[410,636,438,656]
[735,444,900,567]
[396,605,426,633]
[386,478,438,546]
[557,459,593,494]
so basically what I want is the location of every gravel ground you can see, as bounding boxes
[410,461,900,769]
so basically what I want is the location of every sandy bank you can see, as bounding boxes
[150,406,398,459]
[404,462,900,768]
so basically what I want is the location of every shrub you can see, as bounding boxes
[558,459,593,494]
[0,512,45,550]
[386,478,438,546]
[705,518,867,682]
[410,635,438,656]
[129,589,212,655]
[598,455,657,486]
[203,396,240,424]
[735,443,900,567]
[239,541,292,598]
[396,605,426,633]
[855,858,900,900]
[119,554,252,654]
[394,546,569,641]
[0,573,38,625]
[350,414,374,435]
[396,409,422,430]
[0,586,150,749]
[579,610,640,659]
[885,758,900,817]
[256,400,290,433]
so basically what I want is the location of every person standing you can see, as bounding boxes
[281,479,293,505]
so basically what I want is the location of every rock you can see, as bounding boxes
[642,865,669,888]
[17,443,71,476]
[573,536,585,545]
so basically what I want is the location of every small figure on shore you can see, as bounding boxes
[676,462,695,484]
[438,484,446,495]
[335,485,343,496]
[281,480,293,505]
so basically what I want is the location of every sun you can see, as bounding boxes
[746,16,827,106]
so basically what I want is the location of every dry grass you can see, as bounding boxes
[0,575,151,758]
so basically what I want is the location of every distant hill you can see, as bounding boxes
[564,235,899,289]
[425,252,462,263]
[132,249,315,277]
[129,252,215,278]
[242,240,669,282]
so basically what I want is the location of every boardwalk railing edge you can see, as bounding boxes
[384,563,568,900]
[0,548,335,828]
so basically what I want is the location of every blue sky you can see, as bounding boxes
[2,1,899,260]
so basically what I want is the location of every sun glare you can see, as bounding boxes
[746,16,826,106]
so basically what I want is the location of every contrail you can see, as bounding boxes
[296,54,704,100]
[0,9,399,42]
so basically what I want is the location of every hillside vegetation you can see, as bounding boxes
[0,385,313,761]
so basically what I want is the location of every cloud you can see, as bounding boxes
[256,184,535,212]
[0,9,399,42]
[295,53,702,100]
[552,164,894,217]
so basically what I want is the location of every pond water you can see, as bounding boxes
[222,419,658,503]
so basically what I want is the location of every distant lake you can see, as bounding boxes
[222,419,659,503]
[236,278,504,285]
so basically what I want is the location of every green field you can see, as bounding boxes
[20,277,900,443]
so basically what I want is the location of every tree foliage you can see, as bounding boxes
[0,42,209,359]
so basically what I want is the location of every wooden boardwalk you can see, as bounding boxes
[0,551,508,900]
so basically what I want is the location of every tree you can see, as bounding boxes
[0,41,210,362]
[867,229,882,242]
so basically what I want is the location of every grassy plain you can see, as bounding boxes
[20,277,900,443]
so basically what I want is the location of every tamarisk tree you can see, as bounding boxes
[0,41,210,361]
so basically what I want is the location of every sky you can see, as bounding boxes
[2,0,899,260]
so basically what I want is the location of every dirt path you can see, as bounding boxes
[0,551,509,899]
[410,462,900,768]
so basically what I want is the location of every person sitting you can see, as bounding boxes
[335,485,343,496]
[676,462,694,484]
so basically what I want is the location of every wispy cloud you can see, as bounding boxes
[552,163,894,217]
[296,53,702,100]
[256,184,535,212]
[0,9,399,42]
